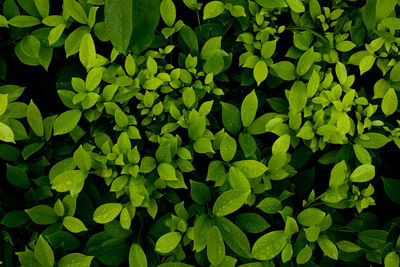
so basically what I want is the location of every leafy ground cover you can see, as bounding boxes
[1,0,400,266]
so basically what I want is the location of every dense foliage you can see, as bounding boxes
[1,0,400,266]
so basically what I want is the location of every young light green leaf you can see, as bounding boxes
[296,245,312,264]
[54,110,81,135]
[155,232,181,254]
[93,203,123,224]
[289,81,307,113]
[384,251,400,267]
[318,236,338,260]
[0,122,15,143]
[296,47,314,76]
[34,0,49,18]
[381,88,398,116]
[25,205,59,225]
[220,133,237,162]
[286,0,305,13]
[160,0,176,27]
[8,15,41,27]
[63,216,88,233]
[241,90,258,128]
[271,61,296,80]
[251,230,289,260]
[213,190,250,216]
[350,164,375,182]
[335,62,347,84]
[129,243,147,267]
[51,170,86,193]
[79,33,96,68]
[73,145,91,172]
[257,197,282,214]
[232,160,268,178]
[58,253,94,267]
[203,1,225,20]
[253,60,268,85]
[34,235,54,267]
[207,226,225,265]
[353,144,372,164]
[297,208,325,227]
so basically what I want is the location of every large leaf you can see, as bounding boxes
[129,0,161,54]
[105,0,132,54]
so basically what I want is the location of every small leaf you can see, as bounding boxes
[350,164,375,183]
[289,81,307,113]
[232,160,268,178]
[58,253,94,267]
[296,47,314,76]
[54,110,82,135]
[129,243,147,267]
[93,203,123,224]
[253,60,268,85]
[381,88,398,116]
[34,235,54,267]
[296,245,312,264]
[160,0,176,27]
[63,216,88,233]
[220,133,237,162]
[203,1,225,20]
[318,236,338,260]
[297,208,325,227]
[241,90,258,128]
[251,230,289,260]
[155,232,181,254]
[0,121,15,143]
[213,190,250,216]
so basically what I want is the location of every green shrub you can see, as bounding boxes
[1,0,400,266]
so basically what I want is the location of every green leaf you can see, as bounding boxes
[8,15,41,27]
[203,1,225,20]
[235,213,270,234]
[350,164,375,182]
[58,253,94,267]
[382,177,400,205]
[129,243,147,267]
[335,62,347,85]
[355,132,390,149]
[336,40,356,52]
[329,160,347,187]
[79,33,96,68]
[155,232,181,254]
[54,110,82,135]
[25,205,59,225]
[34,235,54,267]
[289,81,307,113]
[34,0,49,17]
[382,88,398,116]
[384,251,400,267]
[358,230,388,249]
[261,40,277,59]
[157,163,177,181]
[309,0,321,19]
[241,90,258,128]
[0,121,15,143]
[86,67,103,91]
[190,180,211,205]
[297,208,325,227]
[207,226,225,265]
[93,203,123,224]
[1,210,29,228]
[232,160,268,178]
[296,47,315,76]
[130,0,161,55]
[51,170,86,194]
[251,230,289,260]
[204,52,224,74]
[359,55,375,75]
[336,240,361,252]
[286,0,305,13]
[221,102,241,135]
[160,0,176,27]
[317,236,338,260]
[182,87,196,108]
[64,0,88,24]
[353,144,371,164]
[6,164,30,189]
[220,133,237,162]
[296,245,312,264]
[105,0,132,53]
[272,134,291,154]
[253,60,268,85]
[65,26,90,57]
[257,197,282,214]
[63,216,88,233]
[228,166,250,190]
[213,190,250,216]
[271,61,296,80]
[214,216,251,258]
[73,145,91,172]
[255,0,287,8]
